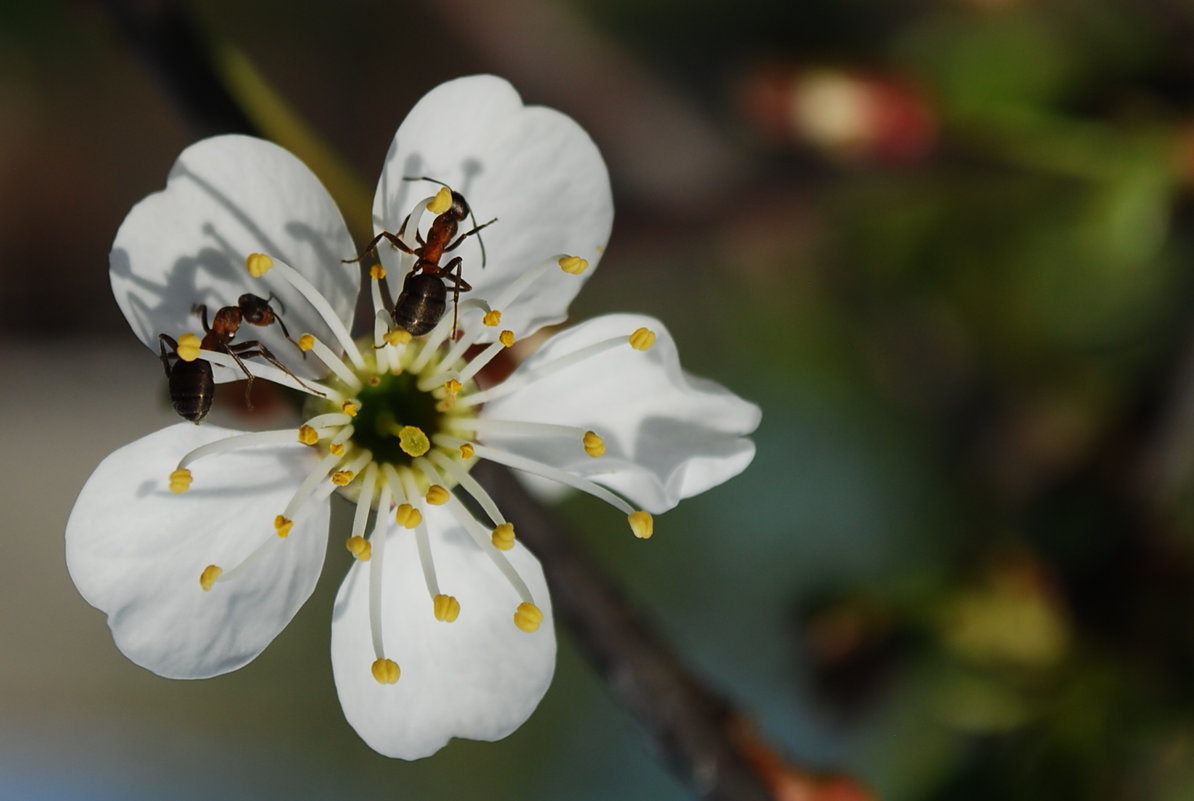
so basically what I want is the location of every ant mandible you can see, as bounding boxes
[349,177,495,338]
[158,293,316,423]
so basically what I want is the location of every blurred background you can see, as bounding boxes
[5,0,1194,798]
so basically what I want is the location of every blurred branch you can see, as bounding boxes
[478,464,873,801]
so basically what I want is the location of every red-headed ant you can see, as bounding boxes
[349,177,495,337]
[158,293,317,423]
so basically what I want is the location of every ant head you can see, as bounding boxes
[449,191,471,220]
[238,293,275,325]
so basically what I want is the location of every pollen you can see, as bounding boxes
[384,328,412,346]
[297,334,316,352]
[628,510,654,539]
[558,255,589,275]
[629,327,656,351]
[297,425,319,445]
[499,329,515,347]
[434,594,461,622]
[514,602,544,633]
[332,470,355,486]
[329,442,345,457]
[369,263,386,280]
[176,333,202,362]
[443,379,462,396]
[341,401,359,417]
[583,430,606,457]
[245,252,273,277]
[395,503,422,529]
[425,485,450,505]
[371,657,401,684]
[345,535,372,561]
[199,564,223,591]
[168,468,193,494]
[483,309,503,327]
[274,515,294,538]
[491,522,516,550]
[460,443,475,459]
[398,425,430,457]
[428,186,453,214]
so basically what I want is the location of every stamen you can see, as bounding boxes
[200,349,340,402]
[274,515,293,538]
[433,594,461,622]
[281,451,347,520]
[584,430,606,457]
[371,657,400,684]
[176,429,310,471]
[452,417,599,445]
[425,484,450,505]
[176,333,201,362]
[487,254,582,314]
[304,412,353,429]
[297,333,363,391]
[297,425,319,446]
[168,468,192,494]
[395,467,447,618]
[368,477,394,664]
[628,510,654,539]
[455,334,641,408]
[346,535,372,561]
[491,522,516,550]
[395,503,422,529]
[348,463,380,547]
[436,490,537,606]
[331,470,355,486]
[244,253,366,370]
[435,434,638,516]
[514,602,544,633]
[411,299,491,375]
[341,401,360,417]
[558,255,589,275]
[483,309,502,327]
[199,564,223,591]
[499,329,515,347]
[419,338,504,392]
[460,443,476,460]
[421,452,504,527]
[428,186,452,214]
[629,327,656,351]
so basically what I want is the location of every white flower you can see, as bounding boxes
[67,75,761,759]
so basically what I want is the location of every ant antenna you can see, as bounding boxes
[403,175,490,268]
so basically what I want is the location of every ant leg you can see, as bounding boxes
[342,230,415,264]
[158,334,178,379]
[217,343,258,409]
[230,341,326,397]
[443,217,497,267]
[440,257,473,339]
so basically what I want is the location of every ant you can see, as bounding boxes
[348,177,495,337]
[158,293,316,423]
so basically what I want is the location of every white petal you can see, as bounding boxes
[110,135,358,382]
[331,503,555,759]
[480,314,761,513]
[65,424,328,679]
[373,75,612,339]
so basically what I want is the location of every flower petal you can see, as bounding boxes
[331,503,555,759]
[479,314,762,513]
[65,424,328,679]
[373,75,612,339]
[110,135,358,382]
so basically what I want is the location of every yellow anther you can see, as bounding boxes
[199,564,223,591]
[514,602,544,633]
[443,378,462,396]
[369,263,386,280]
[583,430,606,458]
[491,522,516,551]
[428,186,453,214]
[558,255,589,275]
[297,334,315,352]
[168,468,193,494]
[329,442,345,457]
[274,515,293,538]
[332,470,355,486]
[499,329,515,347]
[628,511,654,539]
[460,443,475,459]
[629,328,656,351]
[341,401,359,417]
[371,657,400,684]
[434,594,461,622]
[483,309,502,327]
[436,397,456,412]
[395,503,422,529]
[398,425,430,457]
[425,485,450,505]
[345,535,372,561]
[245,252,273,277]
[383,328,412,346]
[176,333,202,362]
[297,425,319,446]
